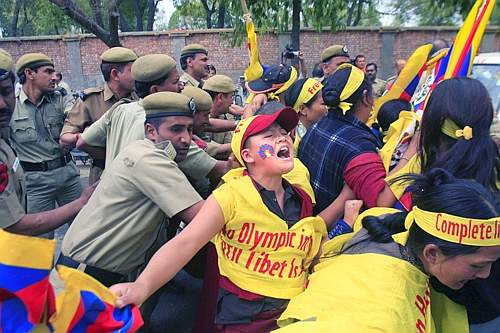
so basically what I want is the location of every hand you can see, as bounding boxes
[228,104,244,116]
[244,93,268,119]
[298,51,305,62]
[344,200,363,227]
[59,133,80,150]
[110,282,149,308]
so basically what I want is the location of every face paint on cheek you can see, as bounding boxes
[257,144,275,160]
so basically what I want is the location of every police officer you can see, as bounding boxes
[9,53,82,239]
[180,43,209,88]
[60,92,205,329]
[76,53,182,166]
[60,47,138,184]
[0,49,94,235]
[203,74,237,145]
[320,45,350,79]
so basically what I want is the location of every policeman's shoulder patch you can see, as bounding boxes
[80,87,104,101]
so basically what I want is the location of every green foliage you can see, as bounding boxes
[168,1,209,29]
[0,0,81,37]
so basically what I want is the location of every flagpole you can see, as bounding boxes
[240,0,250,16]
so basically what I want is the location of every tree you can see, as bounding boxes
[170,0,234,29]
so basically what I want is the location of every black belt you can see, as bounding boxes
[20,152,73,172]
[91,158,105,169]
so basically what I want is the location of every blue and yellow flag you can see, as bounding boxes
[0,229,56,332]
[51,266,143,332]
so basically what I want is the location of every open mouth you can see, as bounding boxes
[277,146,291,159]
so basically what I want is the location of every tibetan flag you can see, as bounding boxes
[51,266,143,332]
[414,0,495,112]
[368,44,432,126]
[444,0,495,79]
[243,16,264,82]
[0,229,56,333]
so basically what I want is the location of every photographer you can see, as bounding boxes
[281,45,308,79]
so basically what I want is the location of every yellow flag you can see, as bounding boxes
[243,17,264,81]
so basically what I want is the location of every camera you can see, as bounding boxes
[282,44,300,59]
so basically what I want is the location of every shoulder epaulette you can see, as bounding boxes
[80,87,104,101]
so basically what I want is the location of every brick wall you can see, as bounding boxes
[0,27,498,90]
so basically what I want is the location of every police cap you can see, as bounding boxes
[100,47,138,63]
[131,54,177,82]
[203,74,236,94]
[181,44,208,56]
[16,53,54,75]
[143,91,196,119]
[181,86,213,112]
[320,45,350,62]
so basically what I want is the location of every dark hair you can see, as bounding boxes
[180,53,196,71]
[420,77,498,191]
[134,74,169,98]
[322,65,372,115]
[144,117,167,135]
[377,99,413,132]
[430,39,450,57]
[366,62,377,71]
[312,62,324,78]
[56,72,62,80]
[208,64,216,73]
[100,61,129,82]
[354,55,365,62]
[362,168,499,257]
[283,78,321,110]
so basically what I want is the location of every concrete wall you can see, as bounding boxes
[0,26,498,91]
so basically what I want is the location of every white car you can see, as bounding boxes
[472,52,500,141]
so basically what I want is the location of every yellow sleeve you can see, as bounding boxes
[212,183,236,222]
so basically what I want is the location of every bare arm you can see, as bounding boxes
[6,184,96,236]
[318,184,356,229]
[76,136,106,160]
[111,196,225,307]
[206,118,237,133]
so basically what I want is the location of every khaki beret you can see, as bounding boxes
[320,45,350,62]
[143,91,196,119]
[16,53,53,75]
[203,74,236,93]
[131,54,177,82]
[100,47,138,63]
[181,43,208,56]
[0,49,14,73]
[181,86,213,112]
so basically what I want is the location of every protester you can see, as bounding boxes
[365,62,386,99]
[110,105,362,332]
[0,49,94,236]
[276,169,500,332]
[180,43,209,88]
[54,71,71,95]
[299,64,416,213]
[283,78,327,151]
[9,53,82,239]
[60,47,138,184]
[377,98,413,135]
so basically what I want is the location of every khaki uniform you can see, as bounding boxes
[82,99,218,181]
[372,78,387,99]
[180,72,203,88]
[9,88,82,238]
[0,136,26,228]
[62,84,137,184]
[61,139,202,275]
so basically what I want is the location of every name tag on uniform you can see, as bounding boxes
[12,157,19,172]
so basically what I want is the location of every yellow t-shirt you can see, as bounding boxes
[212,165,327,299]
